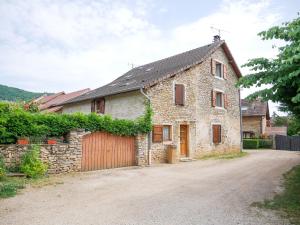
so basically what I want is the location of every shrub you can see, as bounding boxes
[0,155,6,180]
[20,145,47,178]
[259,139,273,149]
[0,101,153,144]
[243,139,259,149]
[0,178,25,198]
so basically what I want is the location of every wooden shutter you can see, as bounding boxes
[213,125,221,144]
[152,125,163,143]
[211,59,216,75]
[224,94,228,109]
[99,98,105,114]
[223,64,227,79]
[175,84,185,106]
[91,100,95,112]
[211,90,216,107]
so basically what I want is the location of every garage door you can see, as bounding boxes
[81,132,136,171]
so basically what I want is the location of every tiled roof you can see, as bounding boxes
[64,40,241,105]
[38,89,90,111]
[241,99,270,119]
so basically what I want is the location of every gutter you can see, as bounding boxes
[140,88,152,166]
[239,89,243,151]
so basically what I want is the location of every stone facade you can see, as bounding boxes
[145,47,241,162]
[242,116,263,138]
[0,130,85,174]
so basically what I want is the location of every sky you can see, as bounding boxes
[0,0,299,115]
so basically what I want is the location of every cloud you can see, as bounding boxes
[0,0,285,113]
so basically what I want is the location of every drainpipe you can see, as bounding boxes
[239,89,243,152]
[140,88,152,166]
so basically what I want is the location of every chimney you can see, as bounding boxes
[213,35,221,42]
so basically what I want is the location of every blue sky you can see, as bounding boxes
[0,0,299,113]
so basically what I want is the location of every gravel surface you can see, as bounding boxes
[1,150,300,225]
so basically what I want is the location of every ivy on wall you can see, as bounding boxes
[0,102,153,144]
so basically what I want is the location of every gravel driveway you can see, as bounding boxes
[1,150,300,225]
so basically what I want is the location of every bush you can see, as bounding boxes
[0,178,25,198]
[243,139,259,149]
[0,155,6,180]
[20,145,47,178]
[0,102,153,144]
[259,139,273,149]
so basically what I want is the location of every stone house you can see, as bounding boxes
[241,99,270,138]
[61,37,242,163]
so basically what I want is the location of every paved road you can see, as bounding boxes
[1,150,300,225]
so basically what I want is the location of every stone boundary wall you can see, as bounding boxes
[0,130,149,174]
[0,129,86,174]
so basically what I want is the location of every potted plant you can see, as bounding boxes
[47,138,57,145]
[17,137,29,145]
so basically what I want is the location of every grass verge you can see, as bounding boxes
[253,165,300,225]
[198,151,248,160]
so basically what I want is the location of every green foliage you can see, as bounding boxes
[258,139,273,149]
[272,112,300,135]
[243,139,259,149]
[255,165,300,225]
[0,178,25,198]
[0,84,50,102]
[237,14,300,119]
[0,155,6,180]
[0,101,153,144]
[20,145,48,178]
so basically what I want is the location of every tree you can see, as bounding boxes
[272,112,300,136]
[237,13,300,119]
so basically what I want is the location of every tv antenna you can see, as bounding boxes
[210,26,229,38]
[128,63,135,69]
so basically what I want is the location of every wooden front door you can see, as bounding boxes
[180,125,188,156]
[81,132,136,171]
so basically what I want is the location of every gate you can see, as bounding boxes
[275,135,300,151]
[81,132,136,171]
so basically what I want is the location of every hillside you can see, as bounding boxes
[0,84,49,102]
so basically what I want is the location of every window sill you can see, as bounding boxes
[214,76,224,80]
[215,106,226,110]
[163,140,173,145]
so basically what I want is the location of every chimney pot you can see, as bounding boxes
[213,35,221,42]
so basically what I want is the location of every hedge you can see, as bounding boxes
[258,139,273,149]
[0,102,153,144]
[243,139,259,149]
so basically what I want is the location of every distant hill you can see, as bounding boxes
[0,84,50,102]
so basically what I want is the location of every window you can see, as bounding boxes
[163,125,171,141]
[212,124,221,144]
[216,62,222,78]
[152,125,172,143]
[175,84,185,106]
[216,92,223,107]
[91,98,105,114]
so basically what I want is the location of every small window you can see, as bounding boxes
[152,125,172,143]
[95,98,105,114]
[216,92,223,107]
[163,125,172,141]
[175,84,185,106]
[212,124,221,144]
[216,63,222,78]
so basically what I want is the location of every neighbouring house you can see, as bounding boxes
[33,88,90,113]
[241,99,271,138]
[61,36,242,162]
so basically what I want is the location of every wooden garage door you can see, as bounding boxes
[81,132,136,171]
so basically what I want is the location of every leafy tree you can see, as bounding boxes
[272,112,300,135]
[238,14,300,119]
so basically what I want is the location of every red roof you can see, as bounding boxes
[37,89,90,112]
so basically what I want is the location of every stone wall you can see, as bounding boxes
[0,130,86,174]
[135,134,149,166]
[145,46,241,162]
[242,116,262,137]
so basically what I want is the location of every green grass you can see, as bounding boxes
[253,165,300,225]
[198,151,248,160]
[0,177,26,198]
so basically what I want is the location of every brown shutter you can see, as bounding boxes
[175,84,185,106]
[213,125,221,144]
[152,125,163,143]
[99,98,105,114]
[91,100,95,112]
[211,90,216,107]
[223,64,227,79]
[224,94,228,109]
[211,59,216,75]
